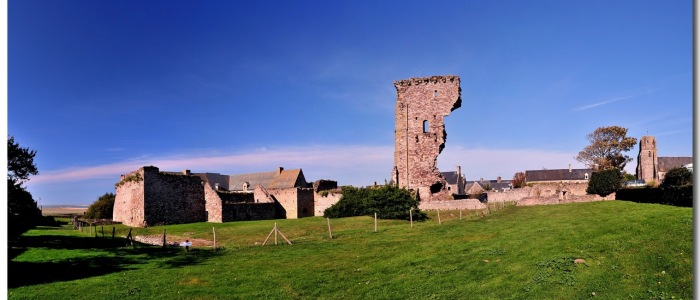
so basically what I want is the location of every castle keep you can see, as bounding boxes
[391,75,461,202]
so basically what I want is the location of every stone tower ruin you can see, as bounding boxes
[391,75,461,202]
[636,135,658,182]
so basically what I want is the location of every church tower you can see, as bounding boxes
[636,136,658,182]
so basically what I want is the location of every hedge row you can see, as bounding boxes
[616,185,693,207]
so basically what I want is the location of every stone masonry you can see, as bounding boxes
[391,75,461,202]
[637,136,658,182]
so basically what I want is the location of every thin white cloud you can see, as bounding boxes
[572,89,660,112]
[31,145,395,185]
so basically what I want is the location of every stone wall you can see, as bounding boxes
[486,188,531,203]
[314,192,343,216]
[114,166,207,227]
[419,199,486,210]
[222,202,276,221]
[269,187,315,219]
[313,179,338,192]
[142,167,206,226]
[392,75,461,202]
[204,181,223,223]
[113,168,146,227]
[637,136,658,182]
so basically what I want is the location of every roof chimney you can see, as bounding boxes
[497,176,501,183]
[183,169,191,175]
[480,177,483,182]
[568,164,572,172]
[457,166,461,179]
[277,167,284,174]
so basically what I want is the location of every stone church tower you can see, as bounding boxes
[391,75,461,201]
[636,136,658,182]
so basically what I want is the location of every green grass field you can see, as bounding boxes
[8,201,693,299]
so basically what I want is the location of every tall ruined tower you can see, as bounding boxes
[391,75,461,202]
[636,136,658,182]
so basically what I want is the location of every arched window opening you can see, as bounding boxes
[423,120,429,133]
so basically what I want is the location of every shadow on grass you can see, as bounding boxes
[8,234,223,288]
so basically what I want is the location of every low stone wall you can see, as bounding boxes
[419,199,486,210]
[486,188,531,202]
[517,193,615,206]
[314,192,342,216]
[222,202,275,221]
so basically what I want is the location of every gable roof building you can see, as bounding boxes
[525,167,593,183]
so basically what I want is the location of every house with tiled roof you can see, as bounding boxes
[525,166,593,183]
[440,166,466,195]
[465,177,513,194]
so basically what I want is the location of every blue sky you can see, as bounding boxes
[8,1,692,206]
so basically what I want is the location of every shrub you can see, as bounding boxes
[661,167,693,188]
[324,185,427,221]
[84,193,116,219]
[586,169,622,196]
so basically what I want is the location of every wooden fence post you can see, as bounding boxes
[437,209,441,225]
[213,227,217,251]
[101,226,104,238]
[326,217,333,240]
[274,223,278,245]
[409,208,413,228]
[162,229,167,249]
[374,213,378,233]
[459,209,462,220]
[112,227,115,239]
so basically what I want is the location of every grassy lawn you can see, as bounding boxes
[8,201,692,299]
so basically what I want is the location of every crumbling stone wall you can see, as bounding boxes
[204,181,223,222]
[113,168,147,226]
[391,75,461,202]
[313,179,338,192]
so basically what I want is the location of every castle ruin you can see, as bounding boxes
[391,75,461,202]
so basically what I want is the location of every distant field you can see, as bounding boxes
[41,206,88,217]
[9,201,693,299]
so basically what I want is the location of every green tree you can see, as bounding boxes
[586,169,622,196]
[575,126,637,171]
[8,136,41,238]
[661,167,693,188]
[84,193,116,219]
[324,185,427,221]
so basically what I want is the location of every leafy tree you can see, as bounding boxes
[575,126,637,171]
[586,169,622,196]
[8,136,38,185]
[512,172,526,188]
[7,136,41,238]
[324,185,427,221]
[661,167,693,188]
[84,193,116,219]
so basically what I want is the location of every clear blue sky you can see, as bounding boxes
[8,1,692,206]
